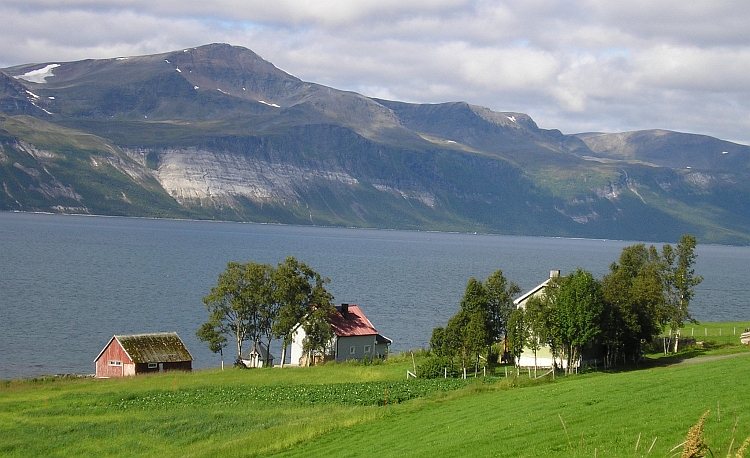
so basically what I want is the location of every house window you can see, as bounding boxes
[108,360,122,366]
[364,345,371,354]
[349,346,356,355]
[148,363,158,369]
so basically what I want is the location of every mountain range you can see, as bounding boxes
[1,43,749,244]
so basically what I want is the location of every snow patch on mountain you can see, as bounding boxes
[15,64,60,83]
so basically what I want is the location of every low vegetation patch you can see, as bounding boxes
[111,379,471,410]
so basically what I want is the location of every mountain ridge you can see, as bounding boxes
[2,43,750,244]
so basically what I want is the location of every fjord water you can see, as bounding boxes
[1,212,748,380]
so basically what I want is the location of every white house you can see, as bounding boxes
[240,341,274,368]
[290,304,392,366]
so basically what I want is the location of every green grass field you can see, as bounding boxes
[674,321,750,345]
[2,326,750,457]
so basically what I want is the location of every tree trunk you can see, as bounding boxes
[279,344,287,368]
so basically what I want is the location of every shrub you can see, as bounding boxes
[417,356,460,379]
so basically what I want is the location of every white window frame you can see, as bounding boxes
[349,346,356,355]
[148,363,158,369]
[364,345,371,354]
[108,360,122,366]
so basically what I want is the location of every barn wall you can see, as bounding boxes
[95,340,132,378]
[163,361,192,372]
[134,363,160,375]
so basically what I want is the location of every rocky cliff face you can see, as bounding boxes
[125,147,360,207]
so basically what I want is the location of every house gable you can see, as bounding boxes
[94,337,134,378]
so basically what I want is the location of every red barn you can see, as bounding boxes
[94,332,193,377]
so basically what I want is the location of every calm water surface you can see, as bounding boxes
[1,212,748,380]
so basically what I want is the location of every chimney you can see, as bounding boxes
[341,303,349,317]
[550,270,561,279]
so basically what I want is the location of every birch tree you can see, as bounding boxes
[554,269,604,374]
[271,257,334,367]
[200,261,273,364]
[662,234,703,352]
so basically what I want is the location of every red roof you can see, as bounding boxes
[330,304,379,337]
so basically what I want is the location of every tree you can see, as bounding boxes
[601,244,664,366]
[430,326,447,357]
[506,307,527,372]
[271,257,334,367]
[199,256,334,368]
[600,235,702,362]
[554,269,604,373]
[196,321,228,369]
[662,234,703,351]
[298,304,335,366]
[443,309,473,371]
[200,261,273,364]
[524,295,548,377]
[485,270,522,348]
[429,270,521,375]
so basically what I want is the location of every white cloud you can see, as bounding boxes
[1,0,750,144]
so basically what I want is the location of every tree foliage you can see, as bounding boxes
[271,257,334,366]
[663,234,703,335]
[524,295,549,374]
[553,269,604,373]
[199,261,273,364]
[506,307,527,369]
[601,244,664,365]
[430,270,520,372]
[485,270,522,343]
[601,234,702,363]
[198,257,334,366]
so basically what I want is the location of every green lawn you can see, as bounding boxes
[2,333,750,457]
[675,321,750,345]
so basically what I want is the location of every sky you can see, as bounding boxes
[2,0,750,145]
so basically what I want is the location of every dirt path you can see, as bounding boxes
[671,351,750,366]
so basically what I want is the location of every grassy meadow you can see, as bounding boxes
[676,321,750,345]
[2,324,750,457]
